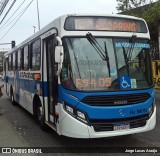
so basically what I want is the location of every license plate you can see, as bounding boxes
[113,123,130,131]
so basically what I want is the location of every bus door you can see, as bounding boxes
[46,34,58,125]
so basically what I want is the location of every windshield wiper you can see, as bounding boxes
[122,34,137,76]
[122,46,129,76]
[86,32,111,77]
[127,34,137,61]
[104,42,111,77]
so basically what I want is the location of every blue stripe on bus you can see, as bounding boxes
[6,76,155,119]
[41,81,48,97]
[58,86,155,119]
[8,77,14,85]
[4,76,8,83]
[7,76,48,97]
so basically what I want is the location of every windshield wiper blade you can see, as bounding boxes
[122,34,137,76]
[86,32,111,77]
[104,42,111,77]
[127,34,137,61]
[122,46,129,76]
[86,33,106,60]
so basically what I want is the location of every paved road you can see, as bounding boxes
[0,80,160,155]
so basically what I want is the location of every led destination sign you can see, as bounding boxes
[65,16,147,33]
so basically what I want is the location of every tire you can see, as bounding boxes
[37,105,47,130]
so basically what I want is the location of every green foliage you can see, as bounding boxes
[142,1,160,27]
[116,0,132,11]
[116,0,151,12]
[120,1,160,47]
[121,1,160,28]
[130,0,145,7]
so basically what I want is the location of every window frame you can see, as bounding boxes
[8,54,13,71]
[22,45,29,71]
[17,49,21,70]
[30,39,41,70]
[12,52,16,70]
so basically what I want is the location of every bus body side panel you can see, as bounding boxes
[17,74,42,114]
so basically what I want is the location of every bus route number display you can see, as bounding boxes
[76,78,112,88]
[65,16,147,33]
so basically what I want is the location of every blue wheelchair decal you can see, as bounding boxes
[120,76,131,89]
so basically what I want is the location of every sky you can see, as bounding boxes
[0,0,118,50]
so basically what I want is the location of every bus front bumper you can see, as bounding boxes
[57,105,156,138]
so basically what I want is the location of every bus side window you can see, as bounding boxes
[30,39,41,70]
[13,52,16,70]
[15,51,18,70]
[17,49,21,70]
[22,45,29,70]
[8,54,13,71]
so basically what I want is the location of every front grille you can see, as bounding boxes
[81,93,150,106]
[89,114,149,132]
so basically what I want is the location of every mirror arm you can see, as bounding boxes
[56,36,62,46]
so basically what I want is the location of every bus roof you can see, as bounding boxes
[5,13,146,56]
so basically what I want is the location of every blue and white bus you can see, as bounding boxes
[3,14,156,138]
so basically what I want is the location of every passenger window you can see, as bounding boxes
[22,45,29,70]
[17,50,21,70]
[13,52,16,70]
[31,39,41,70]
[8,55,12,70]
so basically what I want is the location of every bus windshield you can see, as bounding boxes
[61,37,153,91]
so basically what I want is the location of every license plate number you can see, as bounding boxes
[113,123,130,131]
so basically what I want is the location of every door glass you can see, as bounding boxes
[47,39,54,115]
[46,35,58,118]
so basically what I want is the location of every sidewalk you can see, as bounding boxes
[0,114,29,147]
[0,81,36,155]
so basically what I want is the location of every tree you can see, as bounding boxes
[116,0,132,12]
[119,1,160,55]
[131,0,146,7]
[116,0,155,12]
[142,1,160,27]
[120,1,160,29]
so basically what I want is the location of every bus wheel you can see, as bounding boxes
[37,105,47,130]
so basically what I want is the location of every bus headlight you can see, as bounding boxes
[64,103,88,124]
[77,111,86,120]
[66,105,74,114]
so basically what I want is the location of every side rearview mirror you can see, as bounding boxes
[55,46,63,63]
[55,41,64,76]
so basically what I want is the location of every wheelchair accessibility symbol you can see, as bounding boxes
[120,76,131,89]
